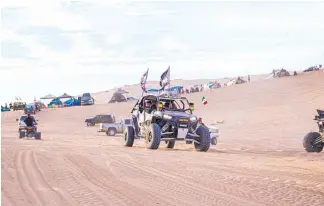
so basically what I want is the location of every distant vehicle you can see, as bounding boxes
[1,106,10,112]
[85,114,116,126]
[207,123,220,145]
[98,118,133,136]
[24,104,36,114]
[12,102,26,111]
[16,115,37,132]
[303,109,324,153]
[81,93,94,106]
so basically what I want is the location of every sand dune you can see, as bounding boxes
[2,71,324,205]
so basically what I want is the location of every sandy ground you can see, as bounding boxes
[2,71,324,206]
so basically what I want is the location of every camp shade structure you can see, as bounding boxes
[57,93,73,99]
[146,85,183,93]
[40,94,56,99]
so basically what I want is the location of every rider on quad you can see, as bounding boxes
[24,114,37,128]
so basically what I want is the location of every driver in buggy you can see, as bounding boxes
[145,100,157,114]
[24,114,37,128]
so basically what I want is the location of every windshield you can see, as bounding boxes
[82,93,91,98]
[159,98,188,111]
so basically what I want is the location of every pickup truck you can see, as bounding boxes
[207,123,220,145]
[98,118,133,136]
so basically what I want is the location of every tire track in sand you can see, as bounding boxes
[110,155,259,206]
[66,154,179,206]
[14,149,71,206]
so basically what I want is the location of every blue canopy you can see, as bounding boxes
[146,86,183,93]
[63,97,80,107]
[48,98,62,107]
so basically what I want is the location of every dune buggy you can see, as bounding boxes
[303,109,324,152]
[124,94,211,152]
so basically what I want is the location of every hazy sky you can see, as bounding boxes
[1,0,323,103]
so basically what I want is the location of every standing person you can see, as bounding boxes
[248,75,251,82]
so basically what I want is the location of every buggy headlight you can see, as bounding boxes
[163,114,172,120]
[190,116,197,121]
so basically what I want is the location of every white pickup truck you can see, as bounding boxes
[99,118,133,136]
[207,123,220,145]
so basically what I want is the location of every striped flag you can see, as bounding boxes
[160,66,170,90]
[140,68,149,91]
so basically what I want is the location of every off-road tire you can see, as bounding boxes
[35,132,41,140]
[146,123,161,149]
[166,141,175,149]
[194,126,211,152]
[124,126,135,147]
[19,131,25,139]
[106,128,117,136]
[303,132,323,153]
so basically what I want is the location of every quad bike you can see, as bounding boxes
[303,109,324,152]
[19,126,41,140]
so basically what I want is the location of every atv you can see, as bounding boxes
[124,94,211,152]
[303,109,324,152]
[19,126,41,140]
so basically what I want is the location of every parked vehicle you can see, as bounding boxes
[98,118,133,136]
[207,123,220,145]
[85,114,116,126]
[81,93,94,106]
[12,102,26,111]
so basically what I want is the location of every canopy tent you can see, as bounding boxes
[63,97,80,107]
[58,93,73,99]
[146,86,183,93]
[47,98,63,107]
[108,92,127,103]
[40,94,56,99]
[115,88,129,94]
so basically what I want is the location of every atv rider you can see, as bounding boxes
[24,114,37,129]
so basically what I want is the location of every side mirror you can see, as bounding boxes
[189,103,194,111]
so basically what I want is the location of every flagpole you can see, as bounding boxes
[168,66,171,97]
[141,68,149,98]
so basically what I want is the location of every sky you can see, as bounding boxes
[1,0,323,104]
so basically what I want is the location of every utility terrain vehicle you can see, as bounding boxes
[124,95,211,152]
[303,109,324,152]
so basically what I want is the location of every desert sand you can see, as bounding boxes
[2,71,324,206]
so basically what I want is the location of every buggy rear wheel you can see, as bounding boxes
[166,141,175,149]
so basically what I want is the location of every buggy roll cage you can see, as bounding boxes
[131,95,194,114]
